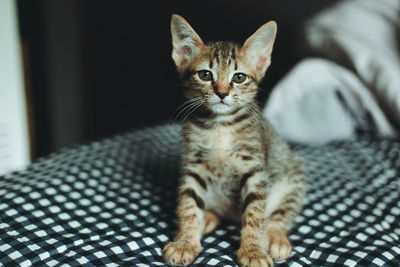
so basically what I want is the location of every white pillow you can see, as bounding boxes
[264,58,397,144]
[303,0,400,129]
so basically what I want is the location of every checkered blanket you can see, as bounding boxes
[0,124,399,266]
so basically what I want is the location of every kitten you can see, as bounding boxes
[163,14,306,267]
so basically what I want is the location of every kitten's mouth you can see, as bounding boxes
[216,98,230,105]
[210,101,234,114]
[212,101,228,107]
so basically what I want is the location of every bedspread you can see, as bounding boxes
[0,124,399,266]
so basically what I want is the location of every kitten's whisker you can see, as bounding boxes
[171,98,203,123]
[180,100,204,122]
[241,104,257,127]
[242,104,253,119]
[182,100,205,122]
[176,98,202,111]
[252,108,268,130]
[174,98,202,118]
[178,101,201,118]
[243,102,267,130]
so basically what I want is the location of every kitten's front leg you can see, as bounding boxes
[237,170,273,267]
[162,175,206,266]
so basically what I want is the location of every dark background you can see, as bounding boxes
[17,0,338,159]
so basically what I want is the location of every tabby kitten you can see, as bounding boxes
[163,14,306,267]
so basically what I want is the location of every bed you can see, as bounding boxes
[1,124,399,266]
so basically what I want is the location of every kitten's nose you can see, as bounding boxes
[216,91,228,100]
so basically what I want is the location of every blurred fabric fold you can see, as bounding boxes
[264,0,400,144]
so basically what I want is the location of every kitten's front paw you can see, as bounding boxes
[162,241,201,266]
[268,229,292,261]
[236,248,273,267]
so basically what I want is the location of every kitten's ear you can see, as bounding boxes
[241,21,277,78]
[171,14,204,71]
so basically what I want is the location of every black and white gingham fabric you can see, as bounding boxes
[0,124,399,266]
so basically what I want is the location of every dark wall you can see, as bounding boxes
[18,0,338,158]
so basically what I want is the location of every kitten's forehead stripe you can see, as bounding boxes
[209,41,239,69]
[231,46,238,70]
[213,48,220,64]
[231,46,236,60]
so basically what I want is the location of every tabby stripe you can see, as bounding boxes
[270,197,300,217]
[240,172,255,189]
[237,123,257,135]
[243,211,263,228]
[271,209,286,217]
[236,144,259,154]
[230,113,250,125]
[270,206,297,220]
[187,158,202,164]
[281,197,299,206]
[226,106,241,116]
[181,189,205,209]
[241,155,253,161]
[190,119,212,129]
[194,150,205,158]
[231,46,236,60]
[219,112,249,126]
[240,168,262,190]
[255,180,268,190]
[186,172,207,190]
[214,49,220,64]
[211,80,218,92]
[241,193,265,213]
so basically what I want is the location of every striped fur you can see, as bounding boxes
[163,14,306,267]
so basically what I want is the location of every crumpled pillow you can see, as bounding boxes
[264,58,397,144]
[303,0,400,129]
[264,0,400,144]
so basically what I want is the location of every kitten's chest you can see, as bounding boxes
[204,127,235,162]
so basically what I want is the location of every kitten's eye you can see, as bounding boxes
[197,70,213,81]
[232,73,247,83]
